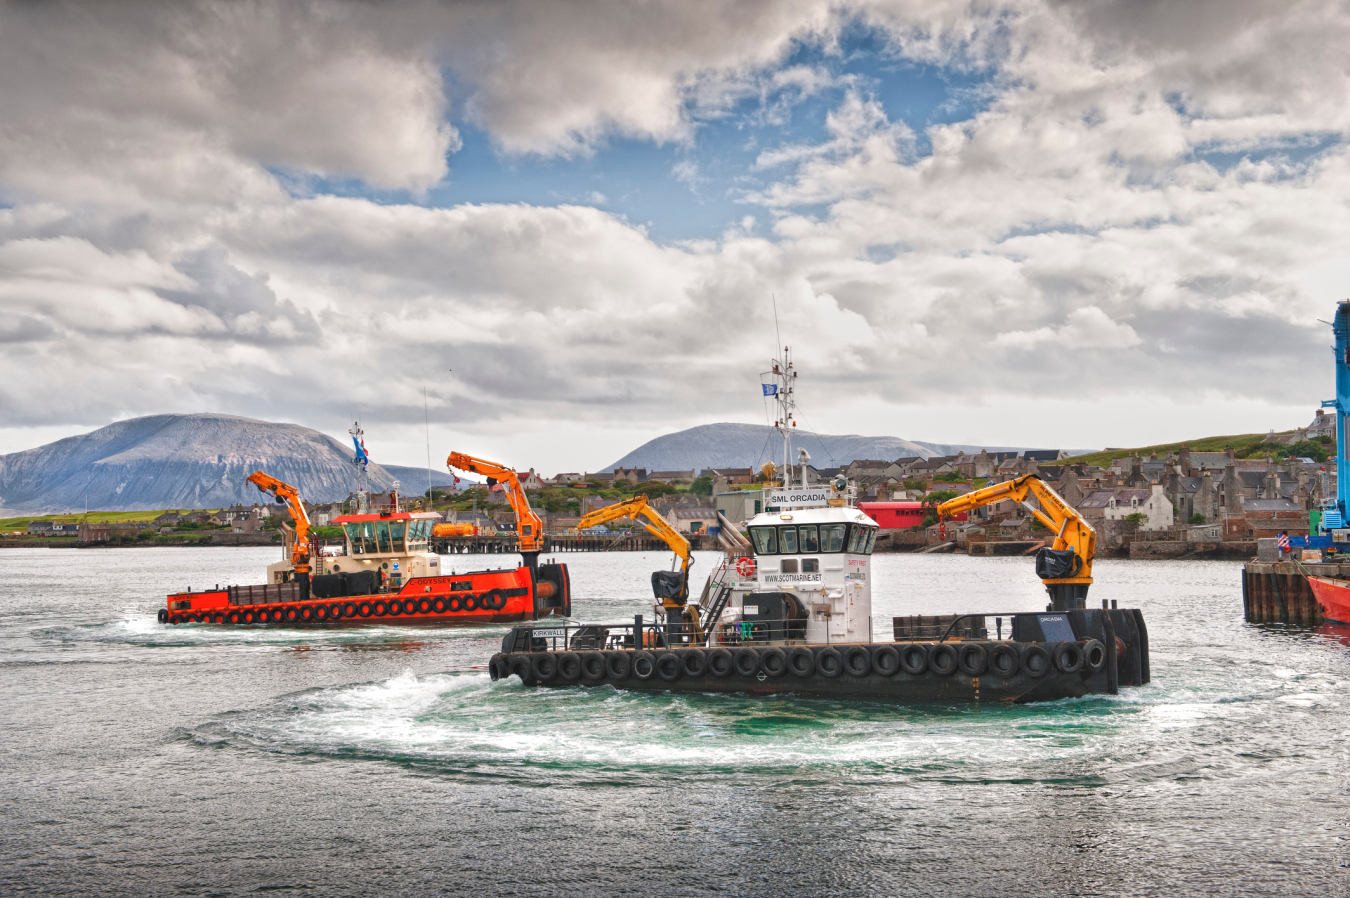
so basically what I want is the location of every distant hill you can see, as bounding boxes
[0,414,460,514]
[1062,432,1278,468]
[603,422,1071,473]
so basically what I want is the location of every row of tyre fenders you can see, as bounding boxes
[159,591,512,625]
[490,639,1111,683]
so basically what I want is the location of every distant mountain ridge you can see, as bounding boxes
[604,422,1077,473]
[0,414,459,514]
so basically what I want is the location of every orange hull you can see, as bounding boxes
[162,563,569,626]
[1305,575,1350,624]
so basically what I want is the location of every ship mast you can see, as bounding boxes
[350,420,370,514]
[768,347,797,491]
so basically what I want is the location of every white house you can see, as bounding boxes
[1103,484,1174,531]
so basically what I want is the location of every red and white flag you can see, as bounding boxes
[1278,534,1290,551]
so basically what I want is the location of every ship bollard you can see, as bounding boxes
[634,614,643,651]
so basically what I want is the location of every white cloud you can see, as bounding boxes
[995,306,1143,350]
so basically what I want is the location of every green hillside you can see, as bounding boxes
[1062,432,1285,468]
[0,509,213,533]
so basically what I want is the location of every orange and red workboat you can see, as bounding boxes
[160,453,569,627]
[1305,576,1350,625]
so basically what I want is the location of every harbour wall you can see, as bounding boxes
[1242,562,1326,626]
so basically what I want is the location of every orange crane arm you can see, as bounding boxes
[246,471,312,573]
[446,452,543,552]
[936,474,1095,585]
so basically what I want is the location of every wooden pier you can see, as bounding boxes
[1242,562,1326,626]
[431,533,671,555]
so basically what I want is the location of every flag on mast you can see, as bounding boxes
[762,384,778,396]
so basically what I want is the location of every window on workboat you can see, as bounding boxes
[344,522,373,554]
[798,525,819,552]
[389,520,406,553]
[820,524,846,552]
[750,526,776,554]
[376,521,392,553]
[779,526,798,553]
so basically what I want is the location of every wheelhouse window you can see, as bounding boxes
[750,527,777,554]
[863,528,878,554]
[798,525,819,552]
[389,521,406,553]
[847,526,866,553]
[779,526,798,554]
[820,524,847,552]
[376,522,392,553]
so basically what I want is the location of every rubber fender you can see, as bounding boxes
[556,651,582,681]
[899,643,928,675]
[606,651,632,680]
[242,610,256,624]
[313,606,326,621]
[509,654,533,683]
[957,642,988,677]
[655,652,682,681]
[581,651,607,680]
[168,614,181,625]
[988,643,1019,678]
[680,649,707,678]
[1052,641,1084,674]
[707,648,734,677]
[788,646,815,677]
[733,648,760,677]
[374,601,388,616]
[448,596,463,612]
[228,610,241,624]
[760,647,787,677]
[489,654,505,680]
[285,607,298,622]
[815,647,843,678]
[417,598,431,614]
[432,597,446,613]
[632,651,657,680]
[157,608,168,624]
[212,613,225,624]
[357,602,372,618]
[844,645,872,677]
[1021,644,1050,678]
[871,645,900,677]
[1082,639,1107,673]
[484,589,507,610]
[333,603,347,620]
[464,594,479,612]
[531,652,558,681]
[929,644,958,676]
[300,607,313,620]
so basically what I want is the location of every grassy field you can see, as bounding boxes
[1061,432,1285,468]
[0,509,218,532]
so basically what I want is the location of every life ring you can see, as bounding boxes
[760,648,787,677]
[417,598,431,614]
[988,644,1019,678]
[463,595,479,612]
[733,648,760,677]
[681,649,707,678]
[735,556,756,577]
[606,651,632,680]
[901,645,934,672]
[284,607,298,622]
[447,596,463,612]
[871,645,901,677]
[957,643,988,677]
[815,647,843,678]
[531,653,558,681]
[929,644,958,676]
[228,610,241,624]
[632,651,657,680]
[484,590,507,610]
[844,646,872,677]
[706,648,733,677]
[509,654,533,683]
[581,652,607,680]
[556,652,582,681]
[357,602,372,618]
[1053,641,1084,674]
[1082,639,1107,672]
[788,646,815,677]
[432,597,446,613]
[655,652,682,681]
[157,608,168,624]
[1021,644,1050,677]
[373,601,388,616]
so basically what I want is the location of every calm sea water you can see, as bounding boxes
[1,547,1346,896]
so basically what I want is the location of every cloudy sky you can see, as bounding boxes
[1,0,1347,473]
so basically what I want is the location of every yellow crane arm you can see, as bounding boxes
[445,452,543,552]
[575,495,690,567]
[936,475,1095,585]
[246,471,311,573]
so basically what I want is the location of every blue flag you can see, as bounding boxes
[762,384,778,396]
[352,436,369,468]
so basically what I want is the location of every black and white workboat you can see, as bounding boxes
[490,348,1149,703]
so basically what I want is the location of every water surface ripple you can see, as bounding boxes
[1,547,1346,896]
